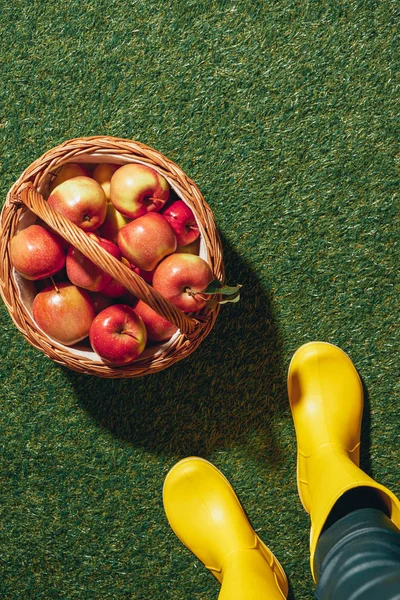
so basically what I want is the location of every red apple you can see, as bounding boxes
[162,200,200,246]
[66,233,121,292]
[110,163,170,218]
[89,292,115,314]
[89,304,147,365]
[100,257,136,297]
[92,163,121,201]
[101,276,126,298]
[98,201,130,245]
[32,282,95,345]
[117,212,177,271]
[152,254,213,313]
[134,299,178,342]
[49,163,91,192]
[119,290,138,306]
[10,224,66,280]
[48,176,107,232]
[131,264,155,284]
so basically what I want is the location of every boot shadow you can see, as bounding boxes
[63,233,288,465]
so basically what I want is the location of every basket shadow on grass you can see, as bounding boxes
[65,234,288,464]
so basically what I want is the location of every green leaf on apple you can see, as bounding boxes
[201,279,242,305]
[218,292,241,304]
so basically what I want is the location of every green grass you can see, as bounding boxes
[1,1,399,598]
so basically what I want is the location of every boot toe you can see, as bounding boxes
[163,457,257,579]
[288,341,363,453]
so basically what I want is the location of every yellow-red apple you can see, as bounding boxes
[66,233,121,292]
[134,299,178,342]
[49,163,91,192]
[98,202,130,245]
[10,224,66,280]
[110,163,170,218]
[152,254,213,313]
[32,282,95,345]
[89,304,147,365]
[92,163,121,201]
[176,237,201,255]
[48,176,107,232]
[117,213,177,271]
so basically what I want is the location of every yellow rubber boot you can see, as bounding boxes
[163,457,288,599]
[288,341,400,581]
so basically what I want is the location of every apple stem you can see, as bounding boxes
[50,277,59,293]
[186,289,207,301]
[148,197,164,210]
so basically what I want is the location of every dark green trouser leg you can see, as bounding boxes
[314,508,400,600]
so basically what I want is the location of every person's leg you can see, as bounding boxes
[163,457,288,599]
[315,505,400,599]
[288,341,400,597]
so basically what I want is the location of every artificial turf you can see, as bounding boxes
[0,1,399,598]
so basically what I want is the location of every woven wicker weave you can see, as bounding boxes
[0,136,224,378]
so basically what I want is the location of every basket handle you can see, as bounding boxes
[16,184,200,335]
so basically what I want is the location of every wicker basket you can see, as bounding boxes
[0,136,224,378]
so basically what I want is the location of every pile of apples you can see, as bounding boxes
[10,161,216,366]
